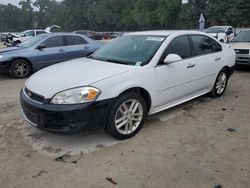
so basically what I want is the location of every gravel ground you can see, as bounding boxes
[0,70,250,188]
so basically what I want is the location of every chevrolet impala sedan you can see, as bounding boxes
[20,31,236,140]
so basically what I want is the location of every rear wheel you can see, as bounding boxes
[106,92,147,140]
[9,59,31,79]
[210,68,229,97]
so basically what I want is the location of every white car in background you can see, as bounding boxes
[206,26,235,43]
[12,30,48,45]
[20,30,236,140]
[12,25,61,45]
[230,29,250,67]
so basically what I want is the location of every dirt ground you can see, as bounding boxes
[0,69,250,188]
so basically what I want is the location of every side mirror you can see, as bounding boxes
[36,43,47,50]
[163,54,182,64]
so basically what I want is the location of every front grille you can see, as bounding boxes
[234,49,249,54]
[24,88,45,103]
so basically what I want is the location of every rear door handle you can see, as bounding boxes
[59,49,65,52]
[187,63,195,68]
[215,57,221,61]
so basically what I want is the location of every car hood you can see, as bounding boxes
[0,47,22,54]
[230,42,250,50]
[25,58,139,99]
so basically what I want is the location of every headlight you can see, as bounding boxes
[50,87,101,104]
[0,55,3,60]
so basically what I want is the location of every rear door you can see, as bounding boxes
[189,35,223,90]
[64,35,92,59]
[33,35,68,69]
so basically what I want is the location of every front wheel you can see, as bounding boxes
[106,92,147,140]
[210,68,229,97]
[9,59,31,79]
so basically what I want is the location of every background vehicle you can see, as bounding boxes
[73,30,93,38]
[0,33,102,78]
[20,31,235,140]
[206,26,235,43]
[11,30,49,46]
[9,25,61,46]
[230,29,250,67]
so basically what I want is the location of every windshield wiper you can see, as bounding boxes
[88,56,132,65]
[106,59,130,65]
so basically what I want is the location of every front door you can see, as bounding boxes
[34,36,68,70]
[154,35,198,108]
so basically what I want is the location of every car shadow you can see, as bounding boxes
[236,66,250,72]
[0,75,10,81]
[21,124,120,157]
[20,95,212,158]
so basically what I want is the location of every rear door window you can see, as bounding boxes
[190,35,222,56]
[212,39,222,52]
[65,36,88,46]
[190,35,214,56]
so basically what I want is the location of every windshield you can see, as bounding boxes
[18,34,48,48]
[206,27,227,33]
[232,30,250,42]
[90,35,166,66]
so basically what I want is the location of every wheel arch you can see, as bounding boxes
[117,87,152,112]
[222,66,231,76]
[10,57,33,72]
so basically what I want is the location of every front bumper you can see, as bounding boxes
[235,54,250,66]
[20,89,114,134]
[0,62,9,74]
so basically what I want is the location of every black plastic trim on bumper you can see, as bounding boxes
[20,89,115,134]
[229,65,235,76]
[0,63,9,74]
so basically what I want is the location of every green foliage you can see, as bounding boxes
[0,0,249,32]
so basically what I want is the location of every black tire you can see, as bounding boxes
[106,92,147,140]
[210,68,229,97]
[9,59,31,79]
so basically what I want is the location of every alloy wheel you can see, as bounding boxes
[14,62,28,77]
[115,99,143,135]
[216,72,227,95]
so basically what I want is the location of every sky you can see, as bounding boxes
[0,0,22,6]
[1,0,189,6]
[0,0,62,6]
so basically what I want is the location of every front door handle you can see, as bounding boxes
[59,49,65,52]
[84,46,89,50]
[187,63,195,68]
[215,57,221,61]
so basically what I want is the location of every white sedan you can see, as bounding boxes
[20,30,236,140]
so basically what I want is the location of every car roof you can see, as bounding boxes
[209,26,231,28]
[45,32,83,36]
[125,30,208,36]
[35,33,85,38]
[239,29,250,31]
[24,29,46,32]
